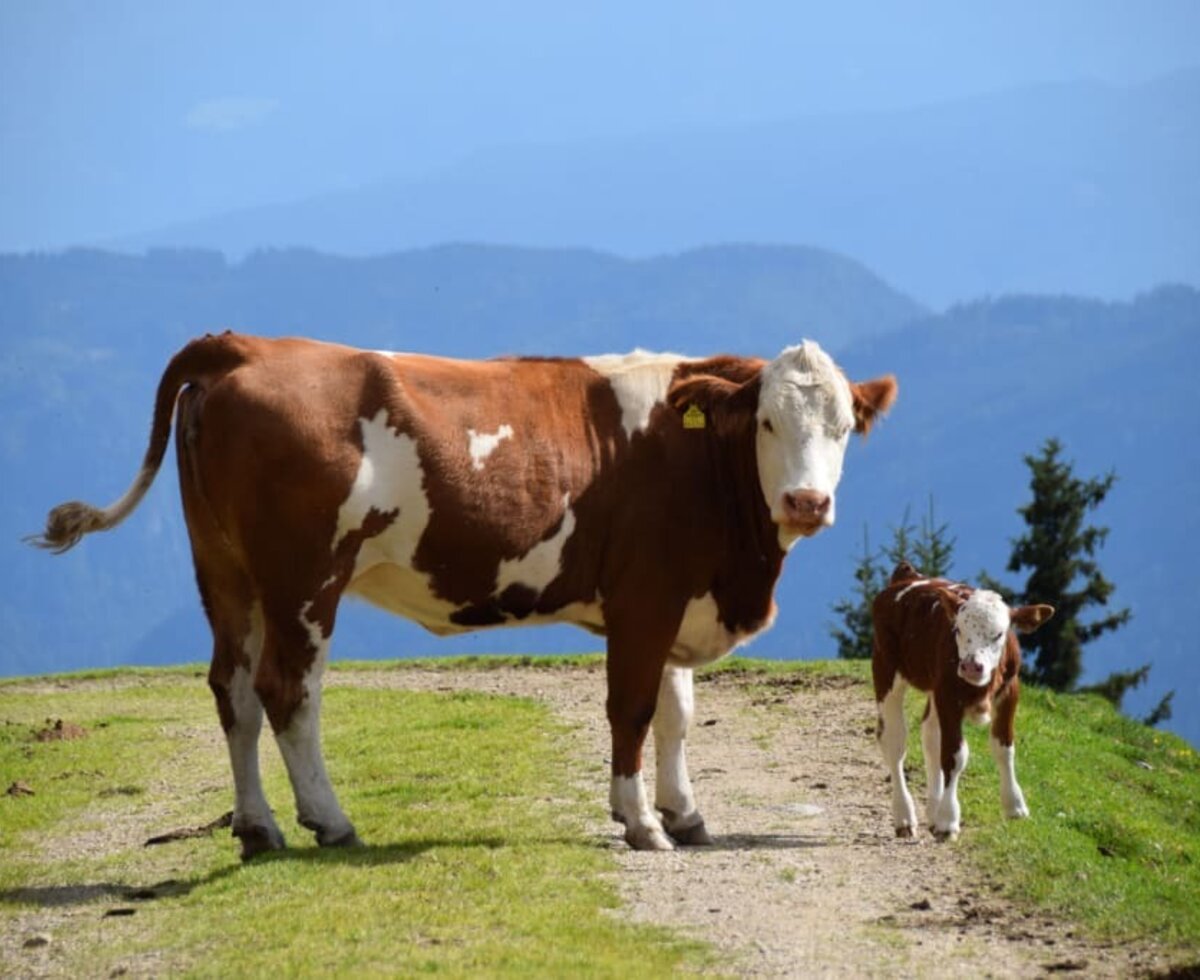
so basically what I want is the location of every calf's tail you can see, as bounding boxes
[27,332,248,553]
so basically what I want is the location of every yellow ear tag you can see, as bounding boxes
[682,404,707,429]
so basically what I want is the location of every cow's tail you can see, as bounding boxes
[27,332,249,554]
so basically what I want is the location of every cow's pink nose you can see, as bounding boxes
[781,490,831,524]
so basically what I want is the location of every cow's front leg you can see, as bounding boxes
[653,665,713,845]
[604,608,683,851]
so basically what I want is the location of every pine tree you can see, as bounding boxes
[913,495,955,579]
[988,438,1132,691]
[883,497,955,578]
[829,525,885,660]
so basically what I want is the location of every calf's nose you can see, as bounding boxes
[782,490,831,524]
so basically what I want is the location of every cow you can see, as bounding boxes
[31,331,897,857]
[871,561,1054,840]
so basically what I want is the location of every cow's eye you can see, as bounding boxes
[761,418,774,434]
[993,632,1004,643]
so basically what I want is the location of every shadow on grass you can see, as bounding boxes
[0,833,587,910]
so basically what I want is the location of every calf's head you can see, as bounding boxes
[938,590,1055,686]
[755,342,896,547]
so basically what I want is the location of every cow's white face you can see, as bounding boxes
[952,591,1011,687]
[756,342,856,549]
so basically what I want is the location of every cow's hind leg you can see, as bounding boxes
[256,599,360,849]
[653,665,712,845]
[201,573,287,860]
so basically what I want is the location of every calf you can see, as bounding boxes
[871,562,1054,839]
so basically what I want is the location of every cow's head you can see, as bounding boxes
[755,342,897,548]
[937,590,1055,687]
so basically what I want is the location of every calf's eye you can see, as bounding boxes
[761,419,774,434]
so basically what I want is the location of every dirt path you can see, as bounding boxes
[334,665,1175,978]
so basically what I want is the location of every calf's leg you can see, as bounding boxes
[920,698,944,825]
[877,677,918,837]
[990,680,1029,819]
[652,665,712,845]
[931,702,969,839]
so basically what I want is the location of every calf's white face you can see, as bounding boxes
[756,342,856,548]
[950,591,1011,687]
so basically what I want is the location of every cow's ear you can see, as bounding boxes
[1010,604,1055,634]
[851,375,898,435]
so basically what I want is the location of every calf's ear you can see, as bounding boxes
[851,375,898,435]
[1010,604,1055,634]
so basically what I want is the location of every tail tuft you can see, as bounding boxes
[26,501,109,553]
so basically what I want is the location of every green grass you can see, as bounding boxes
[947,683,1200,945]
[760,657,1200,948]
[4,655,1198,970]
[0,673,705,977]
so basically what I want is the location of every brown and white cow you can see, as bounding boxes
[871,561,1054,839]
[32,331,896,856]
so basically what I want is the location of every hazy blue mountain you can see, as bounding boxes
[2,249,1196,747]
[111,71,1200,307]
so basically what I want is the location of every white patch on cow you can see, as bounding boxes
[584,350,687,439]
[337,409,462,632]
[467,424,513,471]
[495,493,576,595]
[990,736,1029,819]
[952,590,1010,686]
[669,592,764,667]
[756,341,856,547]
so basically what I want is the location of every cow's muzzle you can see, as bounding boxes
[779,490,832,535]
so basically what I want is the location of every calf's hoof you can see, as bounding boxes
[236,824,286,861]
[931,826,960,842]
[625,823,674,851]
[894,824,915,839]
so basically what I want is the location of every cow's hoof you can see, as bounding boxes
[625,824,674,851]
[931,826,960,842]
[662,816,714,846]
[237,824,286,861]
[1004,803,1030,820]
[894,824,915,839]
[319,828,363,848]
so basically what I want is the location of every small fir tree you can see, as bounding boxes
[983,439,1142,693]
[830,525,886,660]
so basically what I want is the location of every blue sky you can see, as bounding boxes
[3,1,1199,251]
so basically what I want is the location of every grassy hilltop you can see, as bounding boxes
[1,657,1197,976]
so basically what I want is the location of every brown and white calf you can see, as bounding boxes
[871,562,1053,839]
[32,331,896,856]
